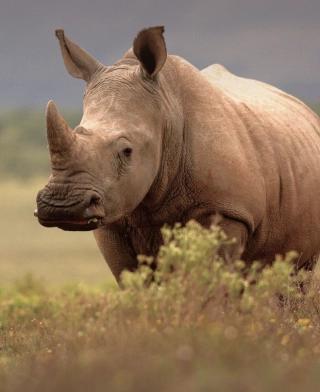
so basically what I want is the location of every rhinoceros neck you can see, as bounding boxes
[137,56,209,224]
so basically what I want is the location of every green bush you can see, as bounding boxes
[118,221,308,324]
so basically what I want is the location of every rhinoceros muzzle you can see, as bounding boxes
[35,188,106,231]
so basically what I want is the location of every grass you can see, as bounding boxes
[0,220,320,391]
[0,179,111,285]
[1,179,320,390]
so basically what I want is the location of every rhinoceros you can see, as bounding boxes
[35,26,320,284]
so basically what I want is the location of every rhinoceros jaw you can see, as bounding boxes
[36,217,102,231]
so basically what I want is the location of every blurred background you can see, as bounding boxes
[0,0,319,285]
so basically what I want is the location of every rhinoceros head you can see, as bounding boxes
[35,26,168,231]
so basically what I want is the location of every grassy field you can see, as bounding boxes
[0,222,320,391]
[0,179,112,285]
[1,181,320,391]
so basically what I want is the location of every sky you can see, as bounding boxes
[0,0,319,110]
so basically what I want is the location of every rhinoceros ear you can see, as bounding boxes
[55,29,104,82]
[133,26,167,79]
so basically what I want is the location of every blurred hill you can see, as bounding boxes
[0,108,81,180]
[0,103,319,181]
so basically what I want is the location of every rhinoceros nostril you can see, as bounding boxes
[83,195,105,220]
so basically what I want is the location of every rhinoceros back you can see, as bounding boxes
[201,64,320,268]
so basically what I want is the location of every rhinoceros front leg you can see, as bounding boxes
[211,215,249,263]
[93,225,138,285]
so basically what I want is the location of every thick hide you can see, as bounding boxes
[35,26,320,284]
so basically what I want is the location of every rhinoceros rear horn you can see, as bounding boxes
[55,29,104,82]
[133,26,167,78]
[46,101,76,159]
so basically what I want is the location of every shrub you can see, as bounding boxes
[118,220,309,327]
[1,220,320,392]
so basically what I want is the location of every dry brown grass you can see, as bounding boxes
[0,179,111,285]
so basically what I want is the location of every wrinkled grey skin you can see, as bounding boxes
[35,26,320,285]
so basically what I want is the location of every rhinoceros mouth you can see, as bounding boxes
[37,217,102,231]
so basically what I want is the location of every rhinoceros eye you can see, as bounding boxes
[123,147,132,157]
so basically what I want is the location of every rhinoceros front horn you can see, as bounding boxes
[46,100,76,162]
